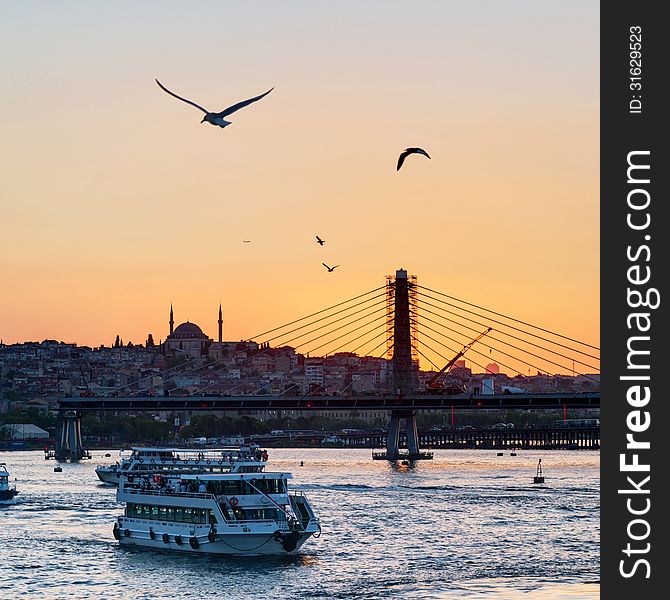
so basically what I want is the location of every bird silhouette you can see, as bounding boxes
[242,240,252,243]
[322,263,339,272]
[316,236,325,246]
[397,147,431,171]
[155,79,273,128]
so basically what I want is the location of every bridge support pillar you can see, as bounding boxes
[55,411,88,462]
[386,412,402,457]
[373,410,433,461]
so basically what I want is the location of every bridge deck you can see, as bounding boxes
[57,392,600,412]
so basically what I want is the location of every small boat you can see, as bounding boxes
[496,452,504,456]
[113,470,320,555]
[96,445,269,486]
[54,466,63,472]
[0,464,18,504]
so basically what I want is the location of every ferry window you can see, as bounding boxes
[151,506,160,520]
[256,478,284,494]
[174,507,183,522]
[219,480,242,495]
[159,507,168,521]
[183,508,193,523]
[166,507,174,521]
[209,511,217,524]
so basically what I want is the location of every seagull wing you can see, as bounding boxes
[333,265,340,270]
[316,236,323,243]
[397,150,410,171]
[155,79,209,114]
[413,147,431,159]
[322,263,331,270]
[215,87,274,118]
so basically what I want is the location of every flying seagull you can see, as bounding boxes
[322,263,339,272]
[316,236,325,246]
[242,240,252,243]
[155,79,274,128]
[397,147,431,171]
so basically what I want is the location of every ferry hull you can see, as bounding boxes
[0,491,18,505]
[116,528,314,556]
[96,469,119,485]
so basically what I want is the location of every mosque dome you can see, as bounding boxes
[170,321,207,339]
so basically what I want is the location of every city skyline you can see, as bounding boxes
[0,1,599,371]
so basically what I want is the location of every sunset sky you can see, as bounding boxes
[0,1,599,371]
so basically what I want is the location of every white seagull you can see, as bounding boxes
[397,147,431,171]
[155,79,274,128]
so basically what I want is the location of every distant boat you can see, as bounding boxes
[96,445,269,486]
[0,464,18,504]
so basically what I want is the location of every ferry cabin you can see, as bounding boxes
[115,472,320,555]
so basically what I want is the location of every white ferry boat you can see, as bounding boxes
[96,446,268,486]
[0,463,18,505]
[113,471,320,555]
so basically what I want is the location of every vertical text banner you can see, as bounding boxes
[601,0,669,596]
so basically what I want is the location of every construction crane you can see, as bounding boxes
[426,327,492,390]
[78,365,94,397]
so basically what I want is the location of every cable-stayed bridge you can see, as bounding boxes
[55,269,599,460]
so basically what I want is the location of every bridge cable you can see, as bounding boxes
[256,291,388,345]
[247,285,386,340]
[415,305,600,373]
[420,323,599,383]
[183,308,392,396]
[302,313,390,357]
[158,297,388,394]
[267,301,388,350]
[418,291,600,361]
[417,285,599,351]
[417,300,600,370]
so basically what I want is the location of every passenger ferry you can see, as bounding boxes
[0,463,18,505]
[113,471,320,555]
[96,446,268,485]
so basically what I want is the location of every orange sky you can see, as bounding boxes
[0,2,599,371]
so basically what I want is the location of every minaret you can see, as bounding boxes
[169,304,174,336]
[218,303,223,343]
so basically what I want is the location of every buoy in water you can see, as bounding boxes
[105,453,111,457]
[510,452,517,456]
[496,452,503,456]
[532,458,545,484]
[300,461,304,467]
[54,466,62,472]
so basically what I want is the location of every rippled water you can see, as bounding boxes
[0,449,599,599]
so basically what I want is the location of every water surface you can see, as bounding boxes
[0,449,599,598]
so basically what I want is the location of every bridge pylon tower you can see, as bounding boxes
[375,269,432,461]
